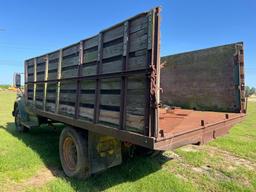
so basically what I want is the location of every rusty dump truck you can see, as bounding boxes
[12,7,246,179]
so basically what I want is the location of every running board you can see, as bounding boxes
[20,121,38,129]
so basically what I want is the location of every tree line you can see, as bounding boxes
[245,86,256,97]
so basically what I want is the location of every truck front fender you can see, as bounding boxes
[12,94,29,122]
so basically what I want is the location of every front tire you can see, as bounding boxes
[59,127,90,179]
[14,109,29,132]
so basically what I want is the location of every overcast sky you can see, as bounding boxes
[0,0,255,87]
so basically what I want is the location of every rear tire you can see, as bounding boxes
[59,127,90,179]
[14,109,29,132]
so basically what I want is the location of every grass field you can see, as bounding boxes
[0,91,255,192]
[0,85,10,89]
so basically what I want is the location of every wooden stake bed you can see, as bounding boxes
[23,7,246,151]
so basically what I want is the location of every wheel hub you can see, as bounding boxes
[63,137,78,171]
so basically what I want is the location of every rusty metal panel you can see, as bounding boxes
[160,42,245,113]
[154,110,245,151]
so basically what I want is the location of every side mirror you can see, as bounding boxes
[13,73,21,88]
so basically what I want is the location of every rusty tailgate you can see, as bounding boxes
[154,42,246,150]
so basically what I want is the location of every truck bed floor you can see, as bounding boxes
[154,108,245,150]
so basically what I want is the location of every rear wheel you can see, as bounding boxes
[14,109,29,132]
[59,127,90,179]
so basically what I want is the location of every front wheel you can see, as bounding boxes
[59,127,90,179]
[14,109,29,132]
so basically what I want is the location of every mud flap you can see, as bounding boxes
[88,132,122,174]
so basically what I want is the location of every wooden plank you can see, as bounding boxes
[62,56,79,67]
[43,56,48,111]
[33,59,37,104]
[102,59,122,74]
[130,15,147,34]
[27,85,34,91]
[74,41,84,119]
[48,60,58,70]
[26,59,34,66]
[36,56,45,64]
[28,67,34,74]
[94,33,103,123]
[36,101,44,109]
[103,25,124,43]
[101,78,121,89]
[80,80,96,90]
[56,50,62,113]
[36,93,44,99]
[126,113,144,133]
[84,35,98,49]
[45,103,56,113]
[127,93,145,115]
[63,44,79,57]
[60,80,77,90]
[48,51,59,60]
[126,60,146,132]
[99,110,119,125]
[47,83,57,90]
[36,63,46,72]
[36,88,44,98]
[129,32,147,52]
[61,68,79,78]
[36,84,44,89]
[119,21,129,130]
[28,92,34,98]
[59,93,76,103]
[59,104,75,116]
[79,107,94,119]
[128,55,147,70]
[28,75,34,82]
[80,94,95,104]
[37,73,45,81]
[102,43,123,59]
[100,94,120,107]
[81,64,97,76]
[46,83,57,104]
[84,50,98,63]
[26,59,34,84]
[48,71,57,80]
[127,75,146,89]
[46,92,56,100]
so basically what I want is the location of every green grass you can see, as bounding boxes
[0,91,256,192]
[0,84,10,89]
[208,102,256,160]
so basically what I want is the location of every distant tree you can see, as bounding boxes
[245,86,256,97]
[245,86,250,97]
[250,87,256,96]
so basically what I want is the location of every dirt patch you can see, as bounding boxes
[248,96,256,102]
[179,145,200,152]
[161,144,256,188]
[192,165,231,181]
[179,144,256,170]
[7,167,63,192]
[203,146,256,170]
